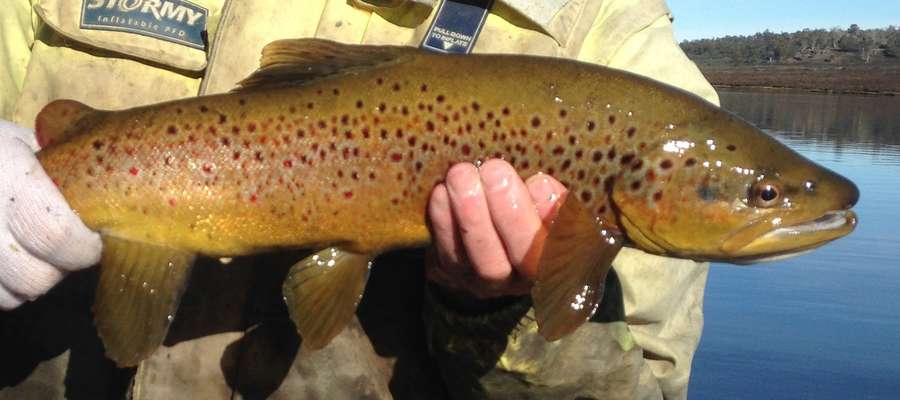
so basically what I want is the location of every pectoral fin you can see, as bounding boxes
[93,236,195,367]
[531,196,623,341]
[282,247,372,350]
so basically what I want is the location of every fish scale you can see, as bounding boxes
[33,39,858,365]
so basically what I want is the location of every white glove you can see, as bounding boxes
[0,119,102,310]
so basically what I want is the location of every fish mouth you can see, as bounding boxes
[726,210,857,263]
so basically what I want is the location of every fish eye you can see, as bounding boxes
[751,182,781,207]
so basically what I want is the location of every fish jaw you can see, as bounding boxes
[722,209,857,262]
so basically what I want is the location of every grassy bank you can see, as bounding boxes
[697,64,900,95]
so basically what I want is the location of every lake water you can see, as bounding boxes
[689,89,900,399]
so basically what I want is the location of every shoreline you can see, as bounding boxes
[696,64,900,96]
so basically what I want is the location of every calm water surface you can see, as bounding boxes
[689,90,900,399]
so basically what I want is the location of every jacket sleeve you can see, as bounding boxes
[0,0,35,120]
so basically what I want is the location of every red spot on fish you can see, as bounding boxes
[202,164,213,173]
[92,140,104,150]
[376,77,384,85]
[249,194,257,202]
[587,121,596,131]
[344,191,354,199]
[167,125,177,135]
[408,136,417,146]
[168,198,177,207]
[561,160,572,171]
[531,117,541,128]
[219,115,227,124]
[420,84,428,92]
[238,99,246,106]
[461,144,471,156]
[283,160,293,168]
[436,95,445,103]
[630,181,641,191]
[332,88,340,95]
[199,105,209,113]
[608,115,616,125]
[552,146,565,155]
[129,167,139,175]
[685,158,697,167]
[620,153,635,165]
[502,107,510,116]
[660,159,673,169]
[653,191,663,202]
[627,127,636,137]
[727,144,737,151]
[559,109,567,118]
[581,191,592,202]
[592,151,603,162]
[391,153,403,162]
[248,123,257,132]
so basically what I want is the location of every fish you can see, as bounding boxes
[33,38,859,366]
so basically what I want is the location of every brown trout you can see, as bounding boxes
[34,39,858,366]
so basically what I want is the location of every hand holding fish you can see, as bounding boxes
[0,120,102,309]
[426,159,566,299]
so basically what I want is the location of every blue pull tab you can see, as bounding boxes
[421,0,494,54]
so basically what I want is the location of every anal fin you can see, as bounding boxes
[531,196,623,341]
[93,235,195,367]
[282,247,372,350]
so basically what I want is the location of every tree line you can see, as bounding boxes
[680,25,900,65]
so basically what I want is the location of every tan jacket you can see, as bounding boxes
[0,1,717,399]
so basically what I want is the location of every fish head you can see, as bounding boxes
[612,111,858,263]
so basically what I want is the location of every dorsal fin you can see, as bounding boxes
[234,38,418,92]
[34,99,102,148]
